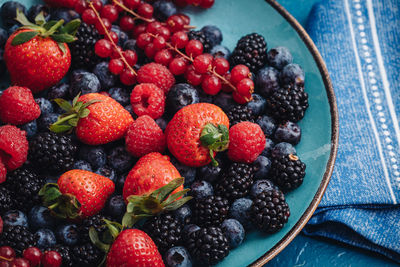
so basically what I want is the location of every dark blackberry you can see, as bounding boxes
[72,242,103,266]
[192,195,229,227]
[226,105,255,126]
[188,30,212,52]
[48,245,73,267]
[0,186,14,215]
[270,154,306,192]
[78,214,111,243]
[142,213,182,254]
[266,85,309,122]
[215,163,254,201]
[4,168,45,212]
[0,225,37,255]
[185,226,229,265]
[230,33,267,73]
[69,23,101,70]
[250,189,290,233]
[29,132,77,174]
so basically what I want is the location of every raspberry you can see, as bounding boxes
[137,63,175,94]
[0,125,28,171]
[125,115,166,158]
[228,122,266,163]
[0,86,41,125]
[130,83,165,119]
[0,159,6,183]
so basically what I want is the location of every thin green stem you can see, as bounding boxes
[52,114,77,126]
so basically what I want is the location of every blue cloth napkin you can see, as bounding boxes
[303,0,400,262]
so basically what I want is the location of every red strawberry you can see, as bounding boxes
[0,86,41,125]
[165,103,229,167]
[228,121,266,163]
[125,115,166,158]
[40,169,115,219]
[106,229,164,267]
[130,83,165,119]
[51,93,134,145]
[0,125,28,171]
[123,152,182,201]
[44,0,77,8]
[137,63,175,94]
[4,11,79,93]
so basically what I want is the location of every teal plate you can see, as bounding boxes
[0,0,339,265]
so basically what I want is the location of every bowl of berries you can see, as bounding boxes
[0,0,338,266]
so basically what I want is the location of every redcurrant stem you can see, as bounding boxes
[112,0,154,23]
[88,2,137,75]
[0,256,12,262]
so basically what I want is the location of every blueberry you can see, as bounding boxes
[201,25,222,47]
[253,156,271,180]
[116,173,127,193]
[35,98,53,115]
[35,229,56,249]
[37,113,59,131]
[1,1,26,28]
[50,8,79,22]
[246,93,266,116]
[170,157,196,187]
[197,89,213,103]
[271,142,296,158]
[280,63,305,87]
[19,120,37,138]
[261,138,275,157]
[166,84,199,115]
[111,25,128,47]
[7,24,18,36]
[108,87,130,106]
[123,39,136,50]
[198,162,222,183]
[153,0,177,21]
[190,180,213,200]
[56,224,79,246]
[27,4,50,22]
[69,70,101,96]
[212,92,235,112]
[73,160,92,171]
[274,121,301,145]
[96,165,117,182]
[28,206,57,231]
[250,179,277,198]
[256,66,280,97]
[181,224,200,239]
[107,146,135,173]
[229,198,253,229]
[173,204,191,225]
[165,246,192,267]
[155,117,168,131]
[221,219,245,248]
[2,210,28,227]
[256,115,276,137]
[105,195,126,220]
[78,145,107,169]
[47,83,70,100]
[267,46,293,70]
[0,27,8,47]
[210,45,231,60]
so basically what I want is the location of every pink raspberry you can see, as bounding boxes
[131,83,165,119]
[0,125,29,171]
[137,63,175,94]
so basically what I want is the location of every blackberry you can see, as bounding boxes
[186,226,229,265]
[192,195,229,227]
[266,85,309,122]
[250,189,290,233]
[270,154,306,192]
[29,132,77,174]
[4,168,45,212]
[215,163,254,201]
[230,33,267,73]
[226,105,255,126]
[0,186,14,215]
[188,30,212,52]
[78,214,111,243]
[69,23,101,70]
[0,225,37,255]
[142,213,182,254]
[72,242,103,266]
[48,245,73,267]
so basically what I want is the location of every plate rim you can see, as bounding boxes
[250,1,339,266]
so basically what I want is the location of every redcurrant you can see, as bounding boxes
[213,57,230,75]
[137,3,153,19]
[95,17,111,35]
[177,13,190,25]
[185,65,203,86]
[169,57,188,75]
[193,54,213,74]
[100,5,118,23]
[108,31,119,44]
[74,0,87,14]
[132,23,147,38]
[23,247,42,267]
[230,64,251,84]
[11,258,29,267]
[185,40,203,58]
[123,50,138,66]
[81,9,96,25]
[233,91,250,104]
[166,15,185,32]
[146,21,162,34]
[153,36,166,51]
[0,246,15,261]
[144,43,156,59]
[111,46,123,59]
[200,0,215,8]
[95,39,112,58]
[109,59,125,74]
[120,69,137,85]
[154,49,173,66]
[236,78,254,96]
[171,31,188,49]
[136,33,152,49]
[119,16,135,32]
[221,73,233,92]
[42,251,61,267]
[202,74,221,95]
[123,0,140,9]
[91,0,103,11]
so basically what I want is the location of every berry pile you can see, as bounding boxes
[0,0,310,266]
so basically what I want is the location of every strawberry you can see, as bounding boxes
[51,93,134,145]
[4,10,80,93]
[0,125,28,172]
[106,229,164,267]
[0,86,41,125]
[40,169,115,219]
[165,103,229,167]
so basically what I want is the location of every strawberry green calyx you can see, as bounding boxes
[122,178,192,228]
[39,183,82,219]
[200,123,229,166]
[12,9,80,53]
[49,93,101,133]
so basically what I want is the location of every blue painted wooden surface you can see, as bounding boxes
[269,1,397,266]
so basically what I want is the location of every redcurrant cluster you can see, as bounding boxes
[173,0,215,9]
[0,246,61,267]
